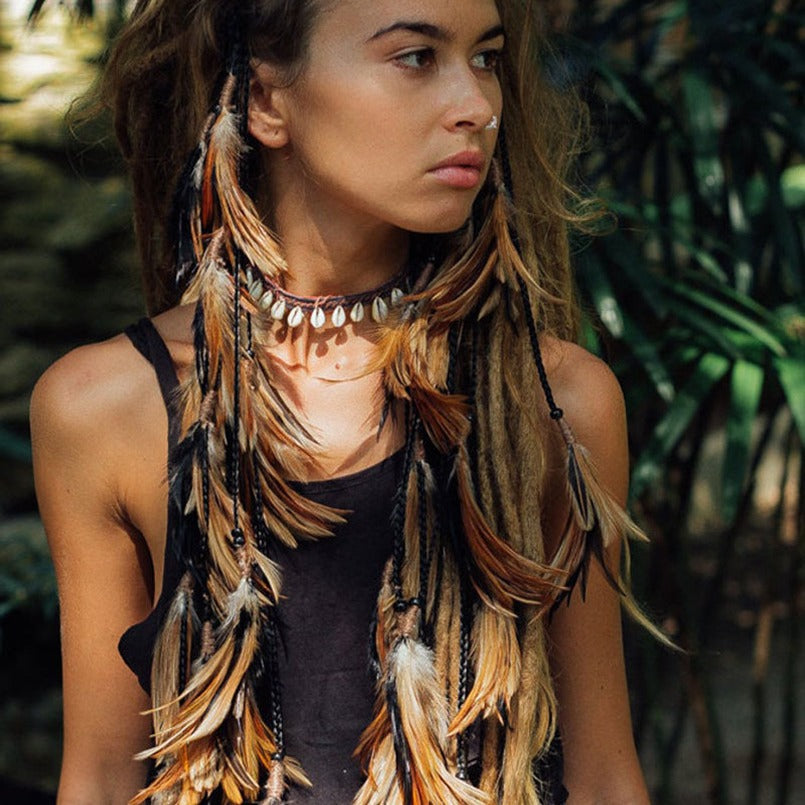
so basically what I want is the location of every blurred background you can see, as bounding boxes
[0,0,802,802]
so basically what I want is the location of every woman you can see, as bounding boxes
[31,0,655,802]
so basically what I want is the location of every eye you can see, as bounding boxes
[471,49,503,72]
[394,48,436,71]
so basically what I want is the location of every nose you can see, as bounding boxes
[442,66,497,132]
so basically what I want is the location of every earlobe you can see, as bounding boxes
[248,63,290,149]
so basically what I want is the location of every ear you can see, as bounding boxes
[248,62,291,149]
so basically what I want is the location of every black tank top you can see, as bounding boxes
[117,317,566,804]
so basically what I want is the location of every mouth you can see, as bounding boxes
[428,150,486,189]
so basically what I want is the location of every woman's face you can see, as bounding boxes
[253,0,505,235]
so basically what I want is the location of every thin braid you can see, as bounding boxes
[246,309,254,356]
[230,253,244,543]
[516,273,564,419]
[467,322,481,486]
[227,14,246,542]
[267,608,286,757]
[191,304,213,630]
[416,460,433,612]
[391,409,418,596]
[423,471,445,652]
[416,461,428,600]
[230,16,292,789]
[447,323,474,780]
[455,584,473,780]
[498,123,563,420]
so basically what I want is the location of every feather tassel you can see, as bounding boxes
[454,446,563,615]
[547,419,644,609]
[148,572,195,747]
[448,604,521,735]
[206,75,286,279]
[356,622,492,804]
[355,606,491,805]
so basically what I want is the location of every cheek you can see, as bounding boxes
[294,92,424,198]
[283,70,482,232]
[290,68,427,172]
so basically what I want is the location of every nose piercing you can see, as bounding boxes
[486,115,498,130]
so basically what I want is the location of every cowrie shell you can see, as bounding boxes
[371,296,389,323]
[332,305,346,328]
[287,306,304,328]
[258,290,274,311]
[310,307,326,329]
[350,302,365,323]
[390,287,405,306]
[248,279,263,299]
[270,298,287,320]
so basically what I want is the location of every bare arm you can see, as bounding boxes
[31,342,156,805]
[542,340,651,804]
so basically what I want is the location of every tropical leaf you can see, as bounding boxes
[630,352,731,500]
[682,69,725,213]
[578,249,675,401]
[775,356,805,445]
[721,361,765,524]
[660,280,788,357]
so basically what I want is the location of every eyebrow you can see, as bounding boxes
[367,21,505,45]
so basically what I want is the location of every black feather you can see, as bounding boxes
[167,425,208,588]
[173,143,204,287]
[390,410,418,594]
[566,445,593,529]
[386,663,413,804]
[192,301,209,393]
[548,521,624,615]
[367,607,382,683]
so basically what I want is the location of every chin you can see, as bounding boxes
[405,205,476,236]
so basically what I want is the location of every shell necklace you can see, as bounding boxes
[246,266,410,330]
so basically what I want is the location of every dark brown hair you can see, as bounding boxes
[100,0,325,312]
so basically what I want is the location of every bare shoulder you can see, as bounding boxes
[537,334,630,512]
[539,334,627,446]
[30,305,193,455]
[30,332,157,461]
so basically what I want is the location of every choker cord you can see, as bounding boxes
[247,265,412,329]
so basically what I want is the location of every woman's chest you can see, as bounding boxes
[267,360,405,480]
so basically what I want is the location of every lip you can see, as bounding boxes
[428,150,486,189]
[432,150,486,171]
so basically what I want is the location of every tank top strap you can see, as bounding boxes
[118,317,185,694]
[124,317,181,447]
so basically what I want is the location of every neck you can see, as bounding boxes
[264,157,411,297]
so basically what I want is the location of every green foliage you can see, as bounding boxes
[0,10,143,511]
[565,0,803,530]
[0,8,137,790]
[0,517,56,620]
[567,1,804,801]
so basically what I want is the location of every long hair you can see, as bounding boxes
[98,2,654,803]
[101,0,591,325]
